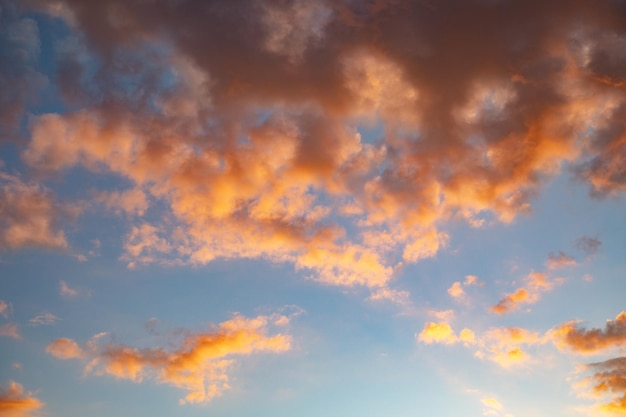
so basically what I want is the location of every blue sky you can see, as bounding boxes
[1,1,626,416]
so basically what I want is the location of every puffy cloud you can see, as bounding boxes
[585,357,626,415]
[418,322,458,345]
[14,0,626,288]
[0,171,75,251]
[552,311,626,354]
[490,272,558,314]
[448,281,465,298]
[47,313,294,404]
[448,274,483,299]
[0,381,43,417]
[0,323,20,339]
[417,321,475,346]
[46,338,84,359]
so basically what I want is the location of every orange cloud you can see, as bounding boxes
[47,313,293,404]
[0,171,74,251]
[0,381,43,417]
[552,312,626,354]
[490,271,558,314]
[13,0,626,294]
[586,357,626,415]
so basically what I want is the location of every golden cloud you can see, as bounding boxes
[47,313,293,404]
[0,381,43,417]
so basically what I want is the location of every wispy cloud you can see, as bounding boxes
[28,313,60,326]
[59,280,78,297]
[47,313,295,404]
[490,271,560,315]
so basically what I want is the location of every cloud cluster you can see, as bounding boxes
[418,320,544,369]
[0,381,43,417]
[552,312,626,414]
[47,313,293,404]
[1,0,620,290]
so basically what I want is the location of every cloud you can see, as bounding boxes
[576,236,602,259]
[9,0,625,293]
[59,280,78,298]
[552,311,626,354]
[417,321,474,346]
[95,188,148,217]
[448,281,465,298]
[0,171,75,251]
[47,313,294,404]
[448,274,483,299]
[418,321,542,368]
[546,251,577,270]
[45,338,84,359]
[490,271,559,314]
[584,357,626,415]
[0,381,43,417]
[28,313,60,326]
[0,300,11,318]
[0,323,20,339]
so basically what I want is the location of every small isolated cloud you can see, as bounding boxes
[0,300,11,318]
[576,236,602,259]
[552,311,626,354]
[0,323,20,339]
[0,381,43,417]
[546,251,576,270]
[417,321,474,346]
[490,271,559,315]
[481,397,503,411]
[448,275,483,299]
[59,280,78,298]
[47,312,294,405]
[28,313,60,326]
[448,281,465,298]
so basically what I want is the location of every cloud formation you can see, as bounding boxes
[585,357,626,415]
[553,311,626,354]
[0,381,43,417]
[4,0,622,291]
[47,313,293,404]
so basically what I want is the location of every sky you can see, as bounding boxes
[0,0,625,416]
